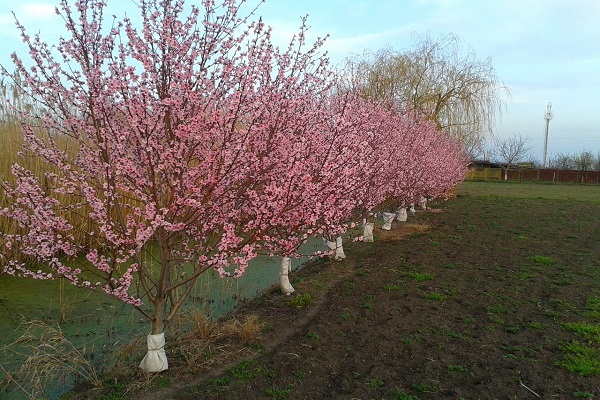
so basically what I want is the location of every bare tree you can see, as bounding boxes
[548,152,574,170]
[492,134,532,180]
[594,152,600,171]
[572,151,595,171]
[340,33,509,151]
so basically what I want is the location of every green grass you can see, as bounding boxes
[426,292,447,301]
[557,341,600,376]
[405,272,434,281]
[563,322,600,343]
[288,293,313,308]
[531,255,555,265]
[229,360,257,380]
[446,365,468,372]
[457,181,600,203]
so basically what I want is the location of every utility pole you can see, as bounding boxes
[542,102,553,168]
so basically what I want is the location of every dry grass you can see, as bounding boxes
[0,319,102,399]
[89,309,266,398]
[376,222,430,241]
[222,314,266,345]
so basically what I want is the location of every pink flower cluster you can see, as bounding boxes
[0,0,466,324]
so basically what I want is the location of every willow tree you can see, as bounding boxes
[340,33,509,156]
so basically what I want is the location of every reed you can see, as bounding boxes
[0,319,102,398]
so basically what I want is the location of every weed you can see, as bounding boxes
[411,382,430,392]
[531,255,555,265]
[339,311,355,321]
[229,360,257,380]
[0,320,101,399]
[446,365,467,372]
[563,322,600,343]
[207,376,230,386]
[306,331,319,340]
[265,385,292,399]
[505,326,519,334]
[401,335,423,345]
[443,263,457,269]
[368,378,384,388]
[529,322,548,330]
[557,341,600,376]
[426,292,447,301]
[356,268,369,277]
[292,370,305,380]
[152,375,170,388]
[406,272,433,281]
[288,293,313,308]
[392,388,420,400]
[583,297,600,320]
[573,391,594,398]
[487,305,508,314]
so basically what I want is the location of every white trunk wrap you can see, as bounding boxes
[363,222,374,242]
[324,236,346,260]
[382,212,396,230]
[279,256,295,295]
[139,332,168,373]
[397,207,408,222]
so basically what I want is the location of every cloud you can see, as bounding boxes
[20,3,56,19]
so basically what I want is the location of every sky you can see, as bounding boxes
[1,0,599,162]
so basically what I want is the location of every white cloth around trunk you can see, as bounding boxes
[362,222,374,242]
[324,236,346,260]
[382,212,396,230]
[397,207,408,222]
[139,332,168,373]
[279,256,295,295]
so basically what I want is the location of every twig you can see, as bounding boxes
[520,381,540,398]
[279,352,300,357]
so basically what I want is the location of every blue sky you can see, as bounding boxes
[1,0,600,161]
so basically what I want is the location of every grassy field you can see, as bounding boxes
[460,180,600,202]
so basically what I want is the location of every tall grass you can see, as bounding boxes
[0,78,125,263]
[0,319,102,398]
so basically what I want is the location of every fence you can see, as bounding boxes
[467,168,600,184]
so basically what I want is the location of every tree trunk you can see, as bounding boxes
[139,299,168,372]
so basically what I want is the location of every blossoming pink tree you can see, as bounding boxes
[0,0,349,372]
[0,0,469,375]
[380,111,468,212]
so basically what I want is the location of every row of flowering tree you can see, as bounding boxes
[0,0,467,373]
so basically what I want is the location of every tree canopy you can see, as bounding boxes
[340,33,509,156]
